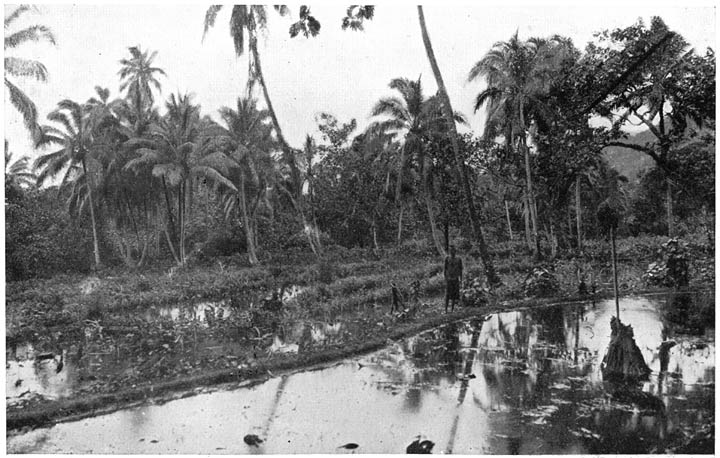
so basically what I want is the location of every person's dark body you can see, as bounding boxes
[390,281,403,313]
[444,246,463,313]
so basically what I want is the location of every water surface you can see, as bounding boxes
[7,293,714,454]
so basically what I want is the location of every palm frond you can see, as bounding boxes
[124,148,163,172]
[191,165,238,192]
[4,24,55,49]
[4,5,36,29]
[5,77,39,136]
[370,97,410,124]
[152,162,184,187]
[229,5,249,57]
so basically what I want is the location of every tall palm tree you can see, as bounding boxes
[371,76,431,203]
[468,33,571,258]
[370,76,461,255]
[118,46,166,116]
[202,6,299,182]
[203,6,328,256]
[5,140,37,191]
[124,93,236,265]
[4,5,56,141]
[35,99,106,268]
[214,96,277,265]
[417,6,499,285]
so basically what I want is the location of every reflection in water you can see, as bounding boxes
[7,294,714,454]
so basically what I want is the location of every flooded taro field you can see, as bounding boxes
[7,292,715,454]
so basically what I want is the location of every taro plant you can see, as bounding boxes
[523,267,560,298]
[460,276,489,307]
[643,238,690,289]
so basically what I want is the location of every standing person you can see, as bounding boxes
[444,245,463,313]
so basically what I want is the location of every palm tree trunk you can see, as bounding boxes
[504,200,514,241]
[396,203,404,246]
[575,175,583,252]
[519,114,539,258]
[81,158,102,268]
[666,176,673,237]
[523,192,532,250]
[239,176,259,265]
[423,163,445,258]
[444,217,450,251]
[177,182,185,264]
[395,142,407,203]
[417,5,498,285]
[248,28,299,188]
[424,190,445,258]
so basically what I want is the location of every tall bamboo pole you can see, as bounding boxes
[610,226,620,320]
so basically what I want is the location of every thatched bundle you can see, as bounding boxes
[601,316,651,381]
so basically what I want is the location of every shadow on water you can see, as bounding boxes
[7,292,715,454]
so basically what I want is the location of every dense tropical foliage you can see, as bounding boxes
[5,10,714,284]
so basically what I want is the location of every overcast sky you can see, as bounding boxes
[3,1,716,164]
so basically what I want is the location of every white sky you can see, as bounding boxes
[3,1,716,164]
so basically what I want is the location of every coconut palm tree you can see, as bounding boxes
[370,76,432,204]
[5,140,37,191]
[35,99,106,268]
[370,76,462,255]
[416,6,499,284]
[83,86,159,268]
[202,6,299,180]
[4,5,56,141]
[118,46,166,116]
[468,33,572,258]
[213,96,277,265]
[124,93,236,265]
[203,6,329,255]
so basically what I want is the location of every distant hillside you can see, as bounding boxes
[603,129,656,184]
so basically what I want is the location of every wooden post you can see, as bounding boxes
[610,226,620,321]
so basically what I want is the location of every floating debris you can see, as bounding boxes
[243,434,263,447]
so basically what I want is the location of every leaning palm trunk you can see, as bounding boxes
[277,184,321,256]
[81,158,102,268]
[417,5,498,285]
[248,30,300,187]
[425,193,446,258]
[248,29,322,253]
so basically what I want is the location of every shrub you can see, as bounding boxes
[643,238,690,289]
[461,277,489,307]
[523,267,560,298]
[316,259,336,284]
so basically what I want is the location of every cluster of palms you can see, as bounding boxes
[6,5,714,282]
[30,46,291,269]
